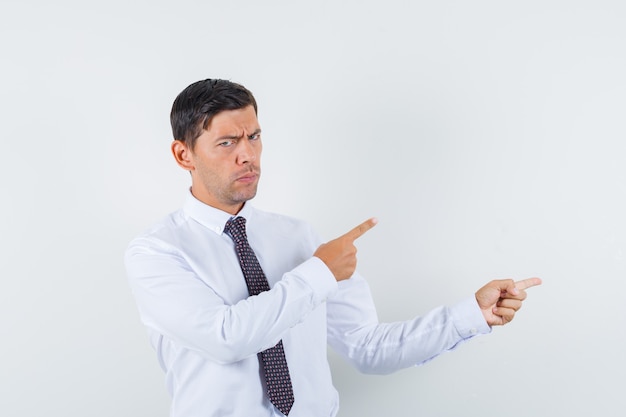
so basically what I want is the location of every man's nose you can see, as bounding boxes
[235,138,256,165]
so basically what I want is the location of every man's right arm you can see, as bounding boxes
[125,235,337,364]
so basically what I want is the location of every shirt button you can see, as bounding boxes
[469,328,477,335]
[215,226,221,233]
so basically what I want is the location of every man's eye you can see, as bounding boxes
[249,133,261,141]
[219,140,236,147]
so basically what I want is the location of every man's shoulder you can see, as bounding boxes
[126,208,189,252]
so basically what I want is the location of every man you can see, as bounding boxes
[125,78,541,417]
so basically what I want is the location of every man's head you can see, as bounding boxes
[170,79,258,150]
[170,79,262,214]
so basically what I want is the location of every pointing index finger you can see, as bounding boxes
[515,277,543,291]
[344,217,378,241]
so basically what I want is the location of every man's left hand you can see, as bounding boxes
[475,278,542,326]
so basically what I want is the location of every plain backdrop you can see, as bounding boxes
[2,1,625,416]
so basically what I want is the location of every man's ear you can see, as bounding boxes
[171,140,194,171]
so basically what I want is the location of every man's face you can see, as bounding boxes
[183,105,262,214]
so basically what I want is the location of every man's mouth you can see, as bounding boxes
[235,171,259,183]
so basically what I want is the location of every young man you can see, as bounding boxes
[125,78,541,417]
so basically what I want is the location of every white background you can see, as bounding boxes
[1,1,625,416]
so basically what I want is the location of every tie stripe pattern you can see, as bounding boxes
[224,217,295,416]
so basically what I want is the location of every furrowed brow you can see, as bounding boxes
[215,132,244,142]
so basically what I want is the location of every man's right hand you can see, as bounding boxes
[314,218,378,281]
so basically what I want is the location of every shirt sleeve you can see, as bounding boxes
[326,273,491,375]
[125,235,338,365]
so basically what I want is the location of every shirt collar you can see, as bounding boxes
[183,189,254,235]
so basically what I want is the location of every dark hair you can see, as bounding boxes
[170,79,257,149]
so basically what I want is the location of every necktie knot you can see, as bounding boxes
[224,217,248,245]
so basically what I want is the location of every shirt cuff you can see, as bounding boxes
[450,296,492,338]
[289,256,338,302]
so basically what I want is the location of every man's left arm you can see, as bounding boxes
[326,274,541,375]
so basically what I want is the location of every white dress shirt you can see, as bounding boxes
[125,192,491,417]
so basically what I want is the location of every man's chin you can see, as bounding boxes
[231,188,258,204]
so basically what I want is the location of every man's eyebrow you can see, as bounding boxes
[215,128,261,142]
[248,128,262,138]
[214,132,244,141]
